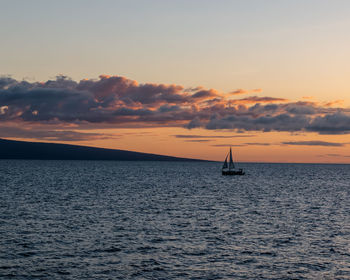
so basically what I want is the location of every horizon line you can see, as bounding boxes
[1,138,349,165]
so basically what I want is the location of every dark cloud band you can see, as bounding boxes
[282,141,345,147]
[1,75,350,135]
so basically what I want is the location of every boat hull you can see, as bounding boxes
[222,169,245,176]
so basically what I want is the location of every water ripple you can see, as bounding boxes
[1,160,350,279]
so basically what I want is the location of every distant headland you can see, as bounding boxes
[0,138,205,161]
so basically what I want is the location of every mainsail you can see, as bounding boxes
[229,147,235,170]
[222,155,228,169]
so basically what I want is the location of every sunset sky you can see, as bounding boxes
[1,0,350,163]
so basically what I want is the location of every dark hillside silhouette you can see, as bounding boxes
[0,138,204,161]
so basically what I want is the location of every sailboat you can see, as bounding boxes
[222,147,245,175]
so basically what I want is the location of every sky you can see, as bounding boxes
[1,0,350,163]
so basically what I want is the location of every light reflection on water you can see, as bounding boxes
[1,160,350,279]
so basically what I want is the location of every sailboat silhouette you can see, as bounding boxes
[222,147,245,175]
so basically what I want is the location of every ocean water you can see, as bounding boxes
[1,160,350,279]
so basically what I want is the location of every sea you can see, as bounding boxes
[1,160,350,279]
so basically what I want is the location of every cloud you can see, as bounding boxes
[191,89,219,100]
[211,144,246,147]
[174,134,255,139]
[317,154,350,158]
[0,105,8,114]
[232,96,289,104]
[0,75,208,126]
[203,111,350,135]
[1,74,350,137]
[306,112,350,134]
[205,114,310,132]
[0,76,18,90]
[282,141,345,147]
[284,102,317,115]
[185,117,203,129]
[230,88,262,95]
[184,139,212,142]
[211,142,272,147]
[0,125,116,141]
[244,142,272,146]
[183,86,204,93]
[323,100,344,107]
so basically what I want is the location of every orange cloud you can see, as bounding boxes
[232,96,289,104]
[323,100,345,107]
[230,88,263,95]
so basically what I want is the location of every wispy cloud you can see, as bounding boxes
[184,139,212,142]
[211,142,272,147]
[174,134,255,139]
[317,154,350,158]
[282,141,345,147]
[230,88,263,95]
[0,126,117,141]
[232,96,288,104]
[211,144,246,147]
[244,142,272,146]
